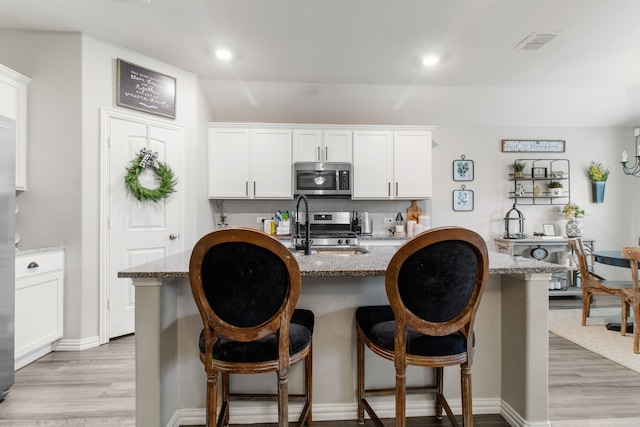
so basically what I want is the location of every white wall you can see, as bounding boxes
[1,29,212,344]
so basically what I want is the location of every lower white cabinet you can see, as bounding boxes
[15,249,64,369]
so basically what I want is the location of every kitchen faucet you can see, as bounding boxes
[294,194,311,255]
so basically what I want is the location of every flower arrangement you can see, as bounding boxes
[562,203,585,220]
[587,161,609,182]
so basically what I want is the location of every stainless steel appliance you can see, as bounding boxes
[292,211,358,248]
[293,162,351,198]
[0,114,16,401]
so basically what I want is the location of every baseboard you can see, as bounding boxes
[53,336,101,351]
[15,344,53,370]
[168,397,502,426]
[501,400,551,427]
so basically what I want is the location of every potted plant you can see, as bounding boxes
[214,199,235,228]
[510,160,527,178]
[587,161,609,203]
[548,181,563,197]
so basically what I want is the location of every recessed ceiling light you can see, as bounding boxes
[422,55,440,67]
[215,49,233,61]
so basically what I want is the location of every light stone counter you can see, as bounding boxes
[118,245,565,279]
[119,244,561,427]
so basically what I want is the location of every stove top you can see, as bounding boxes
[292,211,359,247]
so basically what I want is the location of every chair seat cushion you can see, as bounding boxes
[200,308,314,363]
[356,305,472,357]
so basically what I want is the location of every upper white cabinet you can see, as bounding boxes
[0,64,30,190]
[353,131,394,198]
[209,126,293,199]
[352,130,432,199]
[293,129,352,163]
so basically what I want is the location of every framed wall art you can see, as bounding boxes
[501,140,565,153]
[117,58,177,119]
[532,167,547,178]
[453,155,474,181]
[543,224,556,236]
[453,186,474,212]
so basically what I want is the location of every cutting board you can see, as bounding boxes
[407,200,422,221]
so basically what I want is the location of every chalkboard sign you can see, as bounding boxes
[116,59,176,119]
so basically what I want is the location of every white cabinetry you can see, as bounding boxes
[293,129,352,163]
[352,130,432,199]
[15,250,64,369]
[0,64,30,190]
[209,126,293,199]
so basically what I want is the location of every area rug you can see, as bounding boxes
[548,308,640,373]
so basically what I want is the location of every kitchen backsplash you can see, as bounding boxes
[211,199,431,236]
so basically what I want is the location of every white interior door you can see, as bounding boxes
[105,113,183,339]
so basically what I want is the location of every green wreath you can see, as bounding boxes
[124,149,177,202]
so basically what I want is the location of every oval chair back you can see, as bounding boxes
[189,227,313,427]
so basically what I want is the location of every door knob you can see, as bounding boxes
[169,233,178,240]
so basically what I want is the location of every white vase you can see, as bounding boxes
[565,219,583,238]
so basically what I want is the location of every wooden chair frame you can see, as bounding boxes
[621,246,640,354]
[569,238,633,333]
[357,227,489,427]
[189,227,312,427]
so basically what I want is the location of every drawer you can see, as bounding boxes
[15,250,64,280]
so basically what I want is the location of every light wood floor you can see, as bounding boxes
[0,296,639,426]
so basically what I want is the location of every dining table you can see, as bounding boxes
[592,250,637,332]
[592,250,637,268]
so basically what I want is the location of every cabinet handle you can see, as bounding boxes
[253,181,256,196]
[317,146,321,161]
[388,182,391,197]
[27,261,39,269]
[245,181,249,196]
[396,182,399,196]
[325,147,328,161]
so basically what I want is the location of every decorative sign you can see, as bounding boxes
[117,59,176,119]
[501,140,565,153]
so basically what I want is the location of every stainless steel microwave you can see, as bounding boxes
[293,162,352,197]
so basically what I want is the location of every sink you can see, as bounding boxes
[312,247,369,256]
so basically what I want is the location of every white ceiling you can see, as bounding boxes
[2,0,640,126]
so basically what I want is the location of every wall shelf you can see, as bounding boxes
[509,158,570,205]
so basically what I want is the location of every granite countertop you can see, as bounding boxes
[118,245,566,280]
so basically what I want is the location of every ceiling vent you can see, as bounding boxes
[512,32,560,51]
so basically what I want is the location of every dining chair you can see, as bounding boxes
[356,226,488,427]
[189,227,314,427]
[621,246,640,354]
[569,238,634,333]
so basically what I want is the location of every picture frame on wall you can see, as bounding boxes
[116,58,177,119]
[453,158,474,181]
[453,188,474,211]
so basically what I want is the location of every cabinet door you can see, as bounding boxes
[393,131,432,198]
[208,128,251,198]
[323,130,352,163]
[352,131,393,199]
[292,130,322,162]
[0,65,29,190]
[251,129,293,199]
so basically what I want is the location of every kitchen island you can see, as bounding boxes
[119,243,564,427]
